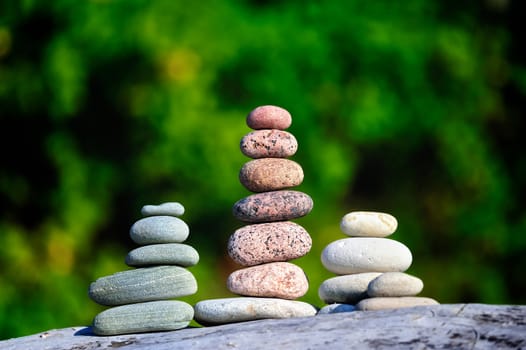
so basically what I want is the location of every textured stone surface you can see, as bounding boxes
[92,301,193,335]
[227,262,308,299]
[368,272,423,297]
[194,297,317,326]
[88,266,197,306]
[233,190,313,223]
[321,237,412,274]
[340,211,398,237]
[317,303,356,315]
[125,243,199,267]
[240,129,298,159]
[228,221,311,266]
[141,202,185,217]
[356,297,439,311]
[130,216,189,244]
[3,304,525,350]
[246,105,292,130]
[318,273,382,304]
[239,158,304,192]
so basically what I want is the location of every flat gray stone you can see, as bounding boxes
[356,297,439,311]
[194,297,317,326]
[368,272,424,297]
[321,237,412,274]
[92,300,193,335]
[125,243,199,267]
[89,266,197,306]
[317,304,356,315]
[141,202,185,217]
[130,216,189,244]
[318,273,382,304]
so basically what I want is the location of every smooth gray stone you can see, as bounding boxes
[125,243,199,267]
[89,266,197,306]
[367,272,424,297]
[318,273,382,304]
[92,300,193,335]
[356,297,440,311]
[130,216,189,244]
[317,304,356,315]
[141,202,185,217]
[194,297,317,326]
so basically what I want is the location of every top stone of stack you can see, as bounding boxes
[340,211,398,237]
[247,105,292,130]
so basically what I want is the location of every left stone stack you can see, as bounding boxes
[88,202,198,335]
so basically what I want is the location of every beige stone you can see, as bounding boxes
[356,297,439,311]
[340,211,398,237]
[368,272,424,297]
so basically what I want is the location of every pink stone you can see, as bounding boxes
[239,158,304,193]
[240,129,298,159]
[246,105,292,130]
[232,190,313,223]
[228,222,312,266]
[227,262,309,299]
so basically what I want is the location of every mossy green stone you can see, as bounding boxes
[92,300,193,335]
[89,266,197,306]
[125,243,199,267]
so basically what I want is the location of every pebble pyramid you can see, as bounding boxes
[88,202,199,335]
[194,105,317,325]
[317,211,439,314]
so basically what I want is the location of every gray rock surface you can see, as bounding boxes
[1,304,525,350]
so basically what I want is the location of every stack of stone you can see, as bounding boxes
[194,105,317,325]
[318,211,438,314]
[88,202,199,335]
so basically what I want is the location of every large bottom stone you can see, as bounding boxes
[92,300,194,335]
[194,297,317,326]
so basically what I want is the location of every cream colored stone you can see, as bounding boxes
[356,297,439,311]
[340,211,397,237]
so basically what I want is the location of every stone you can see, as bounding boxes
[246,105,292,130]
[356,297,439,311]
[125,243,199,267]
[340,211,398,237]
[232,190,313,223]
[239,158,304,192]
[92,300,194,335]
[317,303,356,315]
[88,266,197,306]
[141,202,185,217]
[321,237,413,275]
[318,273,382,304]
[228,221,312,266]
[130,216,189,244]
[368,272,424,297]
[227,262,309,299]
[240,129,298,159]
[194,297,317,326]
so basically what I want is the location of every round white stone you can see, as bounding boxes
[340,211,398,237]
[317,304,356,315]
[356,297,439,311]
[321,237,412,274]
[368,272,424,297]
[141,202,185,217]
[318,273,382,304]
[194,297,317,326]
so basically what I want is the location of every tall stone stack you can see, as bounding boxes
[194,105,317,325]
[318,211,438,314]
[88,202,199,335]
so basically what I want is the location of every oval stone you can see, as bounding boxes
[340,211,398,237]
[130,216,189,244]
[246,105,292,130]
[239,158,304,192]
[125,243,199,267]
[141,202,185,217]
[321,238,413,275]
[228,221,312,266]
[88,266,197,306]
[194,297,317,326]
[227,262,308,299]
[318,273,382,304]
[232,190,313,223]
[317,303,356,315]
[356,297,439,311]
[367,272,424,297]
[92,300,193,335]
[240,129,298,158]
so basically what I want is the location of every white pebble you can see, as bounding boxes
[340,211,397,237]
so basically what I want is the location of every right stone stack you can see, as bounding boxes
[318,211,439,313]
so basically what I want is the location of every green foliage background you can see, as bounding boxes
[1,0,525,339]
